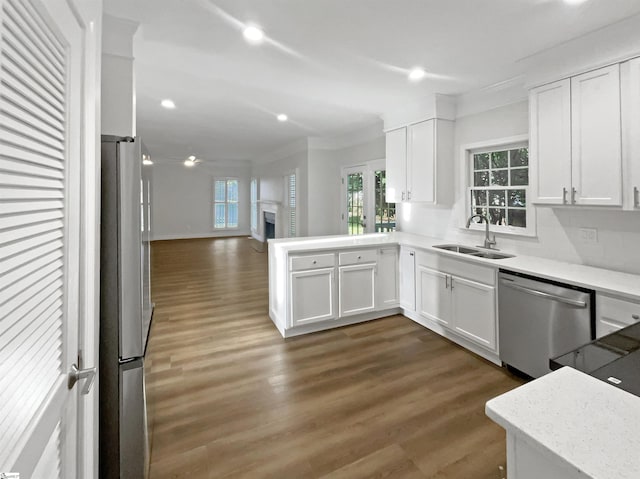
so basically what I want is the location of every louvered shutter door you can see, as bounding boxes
[0,0,77,475]
[288,173,296,237]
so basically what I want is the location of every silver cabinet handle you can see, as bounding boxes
[407,191,411,200]
[632,314,639,320]
[357,256,362,260]
[68,364,96,395]
[312,260,317,264]
[409,252,414,257]
[571,187,577,204]
[634,187,639,209]
[499,280,587,307]
[445,275,449,289]
[562,187,568,205]
[402,191,405,201]
[450,276,454,290]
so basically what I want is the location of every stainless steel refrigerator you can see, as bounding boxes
[100,135,153,478]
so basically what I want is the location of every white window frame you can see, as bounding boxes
[213,177,240,230]
[461,135,536,237]
[250,177,258,234]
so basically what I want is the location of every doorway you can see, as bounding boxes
[342,160,396,235]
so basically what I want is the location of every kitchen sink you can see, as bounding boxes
[433,244,515,260]
[468,251,515,260]
[433,244,481,254]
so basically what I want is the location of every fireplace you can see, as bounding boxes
[264,212,276,240]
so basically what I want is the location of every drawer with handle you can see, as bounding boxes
[339,249,378,266]
[290,253,336,271]
[596,293,640,338]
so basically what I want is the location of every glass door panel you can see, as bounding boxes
[347,171,365,235]
[374,170,396,232]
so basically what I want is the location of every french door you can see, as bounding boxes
[342,160,396,235]
[0,0,90,476]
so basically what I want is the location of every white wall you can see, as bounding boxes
[398,101,640,275]
[151,162,251,240]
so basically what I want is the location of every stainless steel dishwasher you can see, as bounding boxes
[498,270,594,378]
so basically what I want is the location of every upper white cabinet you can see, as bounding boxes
[571,65,622,206]
[529,79,572,204]
[623,57,640,210]
[385,119,454,205]
[530,64,623,206]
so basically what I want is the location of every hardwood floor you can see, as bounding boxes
[147,237,524,479]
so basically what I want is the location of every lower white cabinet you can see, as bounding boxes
[399,247,416,311]
[596,293,640,338]
[416,252,497,352]
[376,247,399,309]
[339,263,376,316]
[291,268,336,326]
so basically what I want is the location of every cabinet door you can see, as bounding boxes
[529,79,572,205]
[626,57,640,210]
[376,248,399,309]
[417,265,451,326]
[339,264,376,317]
[385,127,407,203]
[451,276,496,351]
[408,120,435,203]
[571,65,622,206]
[596,294,640,338]
[290,268,336,326]
[399,248,416,311]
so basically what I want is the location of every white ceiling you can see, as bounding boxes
[104,0,640,164]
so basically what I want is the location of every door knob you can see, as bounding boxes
[68,364,96,395]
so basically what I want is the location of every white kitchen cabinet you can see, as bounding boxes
[451,276,496,350]
[530,64,623,206]
[339,263,376,317]
[385,119,453,205]
[417,265,451,327]
[291,268,337,326]
[623,57,640,210]
[399,247,416,311]
[416,251,497,352]
[376,247,399,309]
[595,293,640,338]
[529,79,572,205]
[571,65,622,206]
[385,127,407,203]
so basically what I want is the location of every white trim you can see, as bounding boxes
[459,135,536,238]
[455,76,527,119]
[152,230,251,241]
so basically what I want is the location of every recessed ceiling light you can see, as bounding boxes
[161,99,176,109]
[243,25,264,44]
[408,68,426,82]
[277,114,288,122]
[564,0,587,4]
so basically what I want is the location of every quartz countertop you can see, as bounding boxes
[268,232,640,301]
[486,367,640,479]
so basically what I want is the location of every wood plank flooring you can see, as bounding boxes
[147,237,525,479]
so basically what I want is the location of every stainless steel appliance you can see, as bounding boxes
[100,135,153,478]
[498,270,594,378]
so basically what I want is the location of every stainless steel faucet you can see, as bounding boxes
[466,213,497,250]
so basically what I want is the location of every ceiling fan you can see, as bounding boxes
[183,155,202,167]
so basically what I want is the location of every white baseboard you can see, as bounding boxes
[152,230,251,241]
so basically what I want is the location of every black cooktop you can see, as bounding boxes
[550,322,640,397]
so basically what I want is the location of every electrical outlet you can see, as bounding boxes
[579,227,598,243]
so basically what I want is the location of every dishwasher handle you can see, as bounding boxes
[499,279,588,308]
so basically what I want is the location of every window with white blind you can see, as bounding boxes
[213,178,239,229]
[250,178,258,233]
[285,172,296,237]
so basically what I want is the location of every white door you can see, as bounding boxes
[0,0,86,476]
[571,64,622,206]
[451,277,497,351]
[407,120,435,203]
[417,266,451,327]
[529,79,572,205]
[384,127,406,203]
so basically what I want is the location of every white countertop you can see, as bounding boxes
[486,367,640,479]
[269,232,640,301]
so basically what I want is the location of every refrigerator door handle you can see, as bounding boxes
[68,364,97,395]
